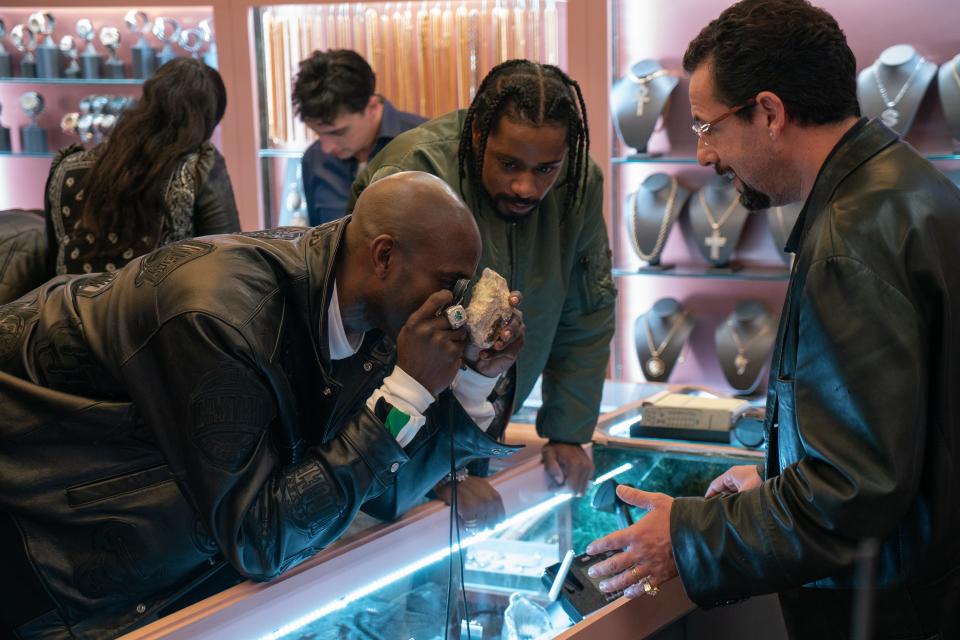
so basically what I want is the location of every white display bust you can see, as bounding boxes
[937,53,960,147]
[610,59,678,155]
[715,300,777,395]
[625,172,689,268]
[857,44,936,136]
[634,298,695,382]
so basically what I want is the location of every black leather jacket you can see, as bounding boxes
[0,209,48,305]
[0,219,518,639]
[671,120,960,606]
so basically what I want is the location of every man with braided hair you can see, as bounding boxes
[349,60,615,524]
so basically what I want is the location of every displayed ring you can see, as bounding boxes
[639,575,660,596]
[445,304,467,329]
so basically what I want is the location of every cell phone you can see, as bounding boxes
[541,550,624,622]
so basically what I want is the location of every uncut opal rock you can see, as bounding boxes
[466,268,512,349]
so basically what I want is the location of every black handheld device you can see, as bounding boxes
[541,550,624,622]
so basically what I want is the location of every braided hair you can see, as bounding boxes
[457,59,590,216]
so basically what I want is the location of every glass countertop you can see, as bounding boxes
[268,445,755,640]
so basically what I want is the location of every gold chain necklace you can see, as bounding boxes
[643,311,688,378]
[630,176,678,262]
[699,190,740,261]
[626,68,668,116]
[727,320,771,375]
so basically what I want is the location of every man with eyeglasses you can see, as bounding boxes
[587,0,960,638]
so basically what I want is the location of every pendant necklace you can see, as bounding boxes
[631,175,678,262]
[627,68,668,117]
[872,56,925,129]
[643,311,688,378]
[728,320,771,375]
[699,190,740,261]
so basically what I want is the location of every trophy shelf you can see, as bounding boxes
[0,77,143,85]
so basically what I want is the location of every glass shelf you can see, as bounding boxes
[258,148,307,159]
[0,151,55,158]
[613,265,791,281]
[613,153,960,165]
[611,155,699,165]
[0,77,144,86]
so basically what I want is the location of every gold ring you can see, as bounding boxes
[630,565,644,582]
[639,575,660,596]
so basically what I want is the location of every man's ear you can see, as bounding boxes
[370,234,395,278]
[756,90,787,138]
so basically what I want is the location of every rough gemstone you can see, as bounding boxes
[465,268,513,349]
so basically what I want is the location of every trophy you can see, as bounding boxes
[125,10,157,79]
[0,101,11,152]
[198,19,217,69]
[0,19,12,78]
[10,23,37,78]
[28,12,60,78]
[177,27,204,59]
[19,91,47,153]
[152,17,180,66]
[59,35,80,78]
[77,18,102,79]
[99,26,124,79]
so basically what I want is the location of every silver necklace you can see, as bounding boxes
[630,176,678,262]
[627,68,668,117]
[872,56,925,129]
[727,320,771,375]
[643,311,688,378]
[699,190,740,261]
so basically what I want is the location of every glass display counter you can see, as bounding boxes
[124,433,758,640]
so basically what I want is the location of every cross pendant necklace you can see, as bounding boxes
[699,190,740,262]
[627,68,668,118]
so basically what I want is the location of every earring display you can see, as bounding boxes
[715,300,777,395]
[178,27,205,59]
[766,202,803,266]
[19,91,47,153]
[61,94,134,144]
[126,10,158,79]
[937,54,960,148]
[625,172,688,270]
[59,35,81,79]
[10,23,37,78]
[153,17,181,66]
[76,18,102,79]
[0,18,11,77]
[0,101,11,152]
[687,174,750,268]
[634,298,695,382]
[99,26,124,79]
[610,59,678,155]
[198,19,217,69]
[28,12,60,79]
[857,44,936,136]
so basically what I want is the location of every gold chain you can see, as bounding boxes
[631,176,679,262]
[698,190,740,230]
[644,311,688,358]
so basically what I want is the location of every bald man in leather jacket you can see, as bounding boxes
[0,171,524,639]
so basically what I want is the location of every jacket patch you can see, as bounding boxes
[32,321,102,393]
[72,272,118,298]
[0,301,38,365]
[75,520,164,599]
[134,240,214,288]
[240,227,307,241]
[189,366,275,472]
[283,460,338,537]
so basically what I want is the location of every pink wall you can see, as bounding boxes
[0,6,217,210]
[606,0,960,396]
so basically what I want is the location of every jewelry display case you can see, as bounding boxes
[605,0,960,394]
[0,4,221,211]
[122,403,762,640]
[250,0,568,227]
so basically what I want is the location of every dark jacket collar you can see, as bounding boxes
[786,118,898,253]
[377,98,411,141]
[302,217,351,369]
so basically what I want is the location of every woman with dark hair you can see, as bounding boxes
[45,57,239,275]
